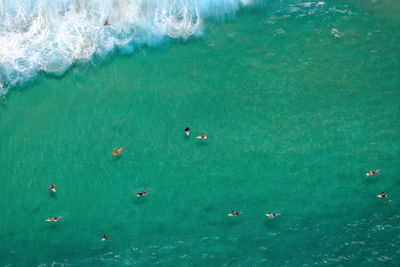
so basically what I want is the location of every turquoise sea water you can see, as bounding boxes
[1,1,400,266]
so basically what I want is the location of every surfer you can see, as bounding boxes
[137,189,149,197]
[46,216,62,222]
[104,19,110,26]
[230,211,242,216]
[113,147,123,156]
[197,133,207,140]
[102,234,109,241]
[185,127,190,136]
[266,212,280,217]
[366,169,380,176]
[49,184,56,192]
[378,192,388,198]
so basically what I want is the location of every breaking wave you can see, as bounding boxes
[0,0,256,96]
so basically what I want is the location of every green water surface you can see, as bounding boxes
[1,1,400,266]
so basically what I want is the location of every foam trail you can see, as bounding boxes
[0,0,256,96]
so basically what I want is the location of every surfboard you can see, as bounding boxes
[197,136,208,139]
[113,147,123,155]
[366,169,380,176]
[266,214,280,217]
[228,214,234,216]
[377,195,388,198]
[185,131,190,136]
[46,216,62,222]
[50,188,56,192]
[137,189,149,197]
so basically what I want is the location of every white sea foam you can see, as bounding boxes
[0,0,255,96]
[331,28,342,38]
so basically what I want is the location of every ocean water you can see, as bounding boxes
[1,0,400,266]
[0,0,257,96]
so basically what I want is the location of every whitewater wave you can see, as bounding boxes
[0,0,255,96]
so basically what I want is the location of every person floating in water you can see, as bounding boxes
[46,216,62,222]
[185,127,190,136]
[102,234,109,241]
[113,147,123,156]
[230,211,242,216]
[197,133,208,140]
[49,184,56,192]
[104,19,110,26]
[366,169,380,176]
[266,212,281,217]
[378,192,389,198]
[137,189,149,197]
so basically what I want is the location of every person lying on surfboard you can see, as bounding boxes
[104,19,110,26]
[113,147,123,155]
[266,212,280,217]
[366,169,380,176]
[102,234,109,241]
[137,189,149,197]
[230,211,242,216]
[46,216,62,222]
[377,192,388,198]
[197,133,207,140]
[185,127,190,136]
[49,184,56,192]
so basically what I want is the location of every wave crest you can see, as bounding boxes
[0,0,254,96]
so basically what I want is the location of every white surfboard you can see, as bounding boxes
[266,214,280,217]
[197,136,208,140]
[185,131,190,136]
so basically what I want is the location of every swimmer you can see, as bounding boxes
[102,234,109,241]
[185,127,190,136]
[113,147,123,156]
[104,19,110,26]
[46,216,62,222]
[137,189,149,197]
[229,211,242,216]
[377,192,389,198]
[266,212,281,217]
[366,169,380,176]
[49,184,56,192]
